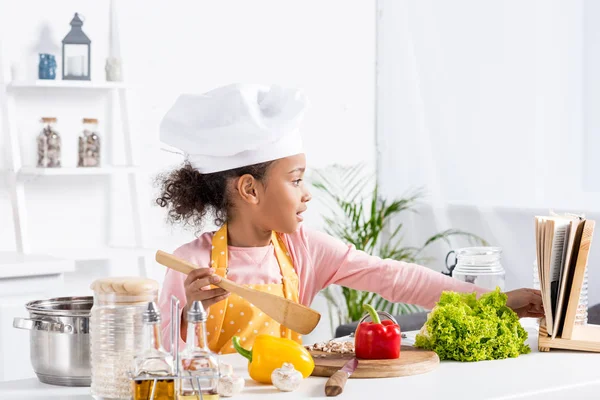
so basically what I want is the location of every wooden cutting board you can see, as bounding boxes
[310,346,440,378]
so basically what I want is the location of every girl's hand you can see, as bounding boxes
[180,267,230,342]
[504,288,545,318]
[183,267,230,317]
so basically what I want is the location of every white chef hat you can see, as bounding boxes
[159,83,309,174]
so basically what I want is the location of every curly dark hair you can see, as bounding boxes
[156,161,274,229]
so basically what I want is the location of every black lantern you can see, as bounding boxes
[62,13,91,81]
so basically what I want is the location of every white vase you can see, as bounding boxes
[105,57,122,81]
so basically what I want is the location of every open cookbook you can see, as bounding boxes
[535,213,595,339]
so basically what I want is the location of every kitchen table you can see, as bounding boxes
[2,322,600,400]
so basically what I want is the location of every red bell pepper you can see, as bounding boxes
[354,303,401,359]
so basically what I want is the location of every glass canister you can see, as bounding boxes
[37,117,61,167]
[78,118,101,167]
[90,277,159,400]
[452,247,506,291]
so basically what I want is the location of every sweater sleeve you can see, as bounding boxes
[301,227,490,310]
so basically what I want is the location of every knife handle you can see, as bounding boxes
[325,371,349,397]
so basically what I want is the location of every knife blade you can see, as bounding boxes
[324,357,358,397]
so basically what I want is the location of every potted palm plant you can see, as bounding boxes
[310,164,487,335]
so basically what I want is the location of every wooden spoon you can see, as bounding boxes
[155,250,321,335]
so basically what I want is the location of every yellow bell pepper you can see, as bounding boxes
[232,334,314,384]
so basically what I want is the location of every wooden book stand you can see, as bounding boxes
[538,220,600,352]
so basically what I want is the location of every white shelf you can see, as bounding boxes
[0,252,75,279]
[7,80,128,90]
[45,246,155,262]
[18,166,139,176]
[1,2,149,285]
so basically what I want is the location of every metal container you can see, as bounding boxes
[13,296,93,387]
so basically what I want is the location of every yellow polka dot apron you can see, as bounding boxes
[204,224,302,354]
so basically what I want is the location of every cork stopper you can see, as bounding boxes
[83,118,98,124]
[41,117,57,123]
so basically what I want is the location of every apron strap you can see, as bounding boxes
[271,231,300,339]
[206,224,301,350]
[271,231,299,302]
[207,224,229,350]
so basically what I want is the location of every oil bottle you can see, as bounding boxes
[132,302,175,400]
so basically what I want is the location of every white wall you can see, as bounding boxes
[377,0,600,305]
[584,0,600,192]
[0,0,376,380]
[1,0,376,249]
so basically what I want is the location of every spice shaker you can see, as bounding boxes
[78,118,101,167]
[179,301,220,400]
[132,302,175,400]
[37,117,61,167]
[89,277,159,400]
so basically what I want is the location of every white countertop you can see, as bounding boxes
[2,321,600,400]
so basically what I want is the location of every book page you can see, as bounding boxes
[554,218,584,337]
[535,217,543,291]
[534,215,576,336]
[540,219,546,300]
[548,219,570,328]
[543,218,554,335]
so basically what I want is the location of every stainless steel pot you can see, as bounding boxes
[13,296,92,387]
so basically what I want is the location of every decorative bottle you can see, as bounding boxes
[179,301,220,400]
[132,302,175,400]
[37,117,61,168]
[78,118,101,167]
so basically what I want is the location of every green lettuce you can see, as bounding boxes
[414,288,530,361]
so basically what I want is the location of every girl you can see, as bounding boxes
[156,83,544,354]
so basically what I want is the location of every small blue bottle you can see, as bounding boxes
[38,53,57,80]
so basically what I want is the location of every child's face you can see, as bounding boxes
[257,153,311,233]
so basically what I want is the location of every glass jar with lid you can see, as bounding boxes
[90,277,159,400]
[37,117,61,167]
[78,118,101,167]
[452,247,506,291]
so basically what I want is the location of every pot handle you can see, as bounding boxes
[13,317,65,332]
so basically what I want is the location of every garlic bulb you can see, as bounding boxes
[217,374,245,397]
[219,362,233,377]
[271,363,303,392]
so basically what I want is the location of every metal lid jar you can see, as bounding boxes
[90,277,158,400]
[452,247,506,291]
